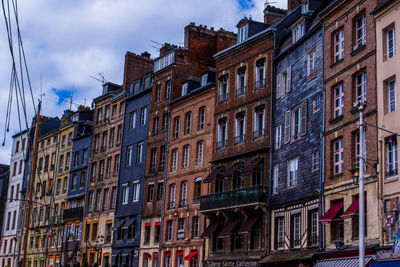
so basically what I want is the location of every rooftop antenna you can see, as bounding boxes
[265,1,277,8]
[89,73,107,84]
[151,40,163,52]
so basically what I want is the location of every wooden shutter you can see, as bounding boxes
[284,111,291,144]
[276,73,281,98]
[286,66,292,93]
[301,100,307,136]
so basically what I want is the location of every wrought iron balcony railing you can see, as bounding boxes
[236,86,246,96]
[234,135,245,145]
[254,79,266,90]
[216,140,227,149]
[200,185,267,211]
[253,129,265,139]
[218,93,228,103]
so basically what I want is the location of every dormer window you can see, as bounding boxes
[292,23,305,43]
[302,0,309,13]
[181,83,188,96]
[134,82,140,94]
[201,74,208,86]
[238,25,248,43]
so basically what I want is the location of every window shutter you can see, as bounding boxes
[286,66,292,93]
[301,101,307,136]
[78,224,83,240]
[276,73,281,98]
[284,111,291,144]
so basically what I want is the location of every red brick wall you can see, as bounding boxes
[122,52,153,90]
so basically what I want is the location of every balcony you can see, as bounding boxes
[235,86,246,96]
[218,93,228,103]
[234,135,245,145]
[254,79,266,90]
[200,185,267,211]
[253,129,265,139]
[216,140,227,149]
[63,207,84,220]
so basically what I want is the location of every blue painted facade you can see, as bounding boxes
[112,72,152,267]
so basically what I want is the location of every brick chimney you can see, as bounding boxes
[122,52,154,90]
[288,0,301,11]
[264,5,287,24]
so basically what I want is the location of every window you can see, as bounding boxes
[386,27,396,59]
[6,212,10,230]
[169,184,176,209]
[334,29,344,62]
[276,217,285,249]
[308,209,318,247]
[80,170,86,188]
[183,145,190,168]
[355,15,366,49]
[9,185,14,202]
[386,136,398,178]
[167,220,173,241]
[96,190,102,211]
[292,23,305,43]
[121,184,129,205]
[159,145,166,171]
[312,151,320,171]
[196,141,204,164]
[103,188,109,210]
[198,107,205,130]
[90,162,97,182]
[355,71,367,102]
[292,107,301,140]
[235,112,246,144]
[193,178,201,202]
[156,85,162,102]
[201,73,208,86]
[150,148,157,173]
[218,75,228,103]
[147,184,154,202]
[165,254,171,267]
[91,222,98,241]
[307,51,316,75]
[291,213,301,248]
[111,186,117,208]
[153,117,159,135]
[180,181,187,207]
[163,112,169,131]
[177,219,185,239]
[157,182,163,201]
[71,174,77,190]
[166,80,171,99]
[102,131,108,149]
[117,124,122,145]
[144,224,151,244]
[255,58,266,89]
[171,149,178,172]
[236,67,246,96]
[302,0,309,13]
[330,200,344,241]
[114,154,120,176]
[184,112,191,134]
[333,138,344,175]
[313,96,321,112]
[82,148,88,164]
[140,107,147,126]
[334,84,344,118]
[173,117,180,138]
[137,142,144,164]
[88,191,94,212]
[288,158,298,187]
[238,24,248,42]
[387,79,397,113]
[276,67,291,98]
[181,83,188,96]
[275,125,282,149]
[217,118,227,149]
[273,165,279,194]
[132,182,140,202]
[129,111,136,130]
[106,157,112,178]
[112,104,117,118]
[94,134,100,151]
[99,160,105,179]
[105,105,110,121]
[154,223,161,242]
[15,140,19,153]
[126,145,133,166]
[353,129,367,166]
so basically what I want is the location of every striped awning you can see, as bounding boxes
[314,256,374,267]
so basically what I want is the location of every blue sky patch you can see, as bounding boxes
[52,88,73,105]
[237,0,255,9]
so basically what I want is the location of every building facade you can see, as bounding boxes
[112,53,153,267]
[201,15,276,266]
[320,0,379,256]
[0,131,27,267]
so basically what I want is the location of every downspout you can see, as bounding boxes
[320,21,326,251]
[158,66,173,267]
[378,139,383,246]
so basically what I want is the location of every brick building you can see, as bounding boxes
[319,0,380,259]
[200,10,279,266]
[83,82,125,267]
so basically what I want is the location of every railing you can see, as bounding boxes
[63,207,84,220]
[236,86,246,96]
[179,200,187,207]
[216,140,227,149]
[234,135,245,145]
[254,79,266,90]
[168,201,175,209]
[218,93,228,103]
[200,185,267,211]
[386,169,398,178]
[253,129,265,139]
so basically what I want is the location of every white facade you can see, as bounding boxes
[0,131,28,267]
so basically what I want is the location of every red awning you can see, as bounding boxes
[202,220,220,237]
[204,167,225,182]
[224,162,244,178]
[155,221,161,226]
[238,214,261,233]
[145,222,151,227]
[241,158,264,174]
[153,253,158,259]
[184,251,198,261]
[165,252,171,257]
[319,202,343,224]
[340,198,362,219]
[177,251,183,256]
[219,218,241,237]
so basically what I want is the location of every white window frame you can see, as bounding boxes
[126,145,133,166]
[333,138,344,175]
[183,145,190,169]
[273,165,279,194]
[387,27,396,59]
[197,141,204,164]
[275,125,282,149]
[171,149,178,171]
[238,25,248,43]
[130,111,136,130]
[307,51,316,75]
[287,158,299,187]
[137,142,144,164]
[388,79,397,112]
[140,107,147,126]
[386,137,398,179]
[181,83,188,96]
[121,184,129,205]
[201,74,208,86]
[313,95,321,113]
[312,151,320,171]
[132,182,140,202]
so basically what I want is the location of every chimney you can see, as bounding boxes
[288,0,301,11]
[264,5,287,24]
[122,52,154,90]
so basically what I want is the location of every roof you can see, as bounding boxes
[314,256,374,267]
[371,0,397,15]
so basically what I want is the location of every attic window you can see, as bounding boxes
[238,25,248,43]
[181,83,188,96]
[201,74,208,86]
[292,23,305,44]
[302,1,309,13]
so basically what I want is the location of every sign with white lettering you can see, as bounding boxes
[203,260,259,267]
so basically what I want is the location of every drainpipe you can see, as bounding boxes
[378,139,383,246]
[320,21,326,251]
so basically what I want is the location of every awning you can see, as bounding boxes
[165,252,171,257]
[224,162,244,178]
[204,167,225,182]
[111,249,122,257]
[238,214,261,233]
[155,221,161,226]
[177,251,184,256]
[371,259,400,266]
[122,217,135,229]
[341,198,361,220]
[153,253,158,258]
[112,219,125,230]
[184,251,198,261]
[241,158,263,174]
[314,256,373,267]
[145,222,151,227]
[202,220,221,237]
[319,202,343,224]
[260,249,319,264]
[219,218,241,237]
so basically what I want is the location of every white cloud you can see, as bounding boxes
[0,0,287,164]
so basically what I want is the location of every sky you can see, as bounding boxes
[0,0,286,164]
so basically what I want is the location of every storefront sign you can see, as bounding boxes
[203,260,258,267]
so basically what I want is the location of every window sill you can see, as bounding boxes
[351,44,366,57]
[384,176,398,183]
[329,115,344,124]
[330,59,344,69]
[329,173,344,180]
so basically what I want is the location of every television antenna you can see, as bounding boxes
[265,1,277,8]
[89,73,107,84]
